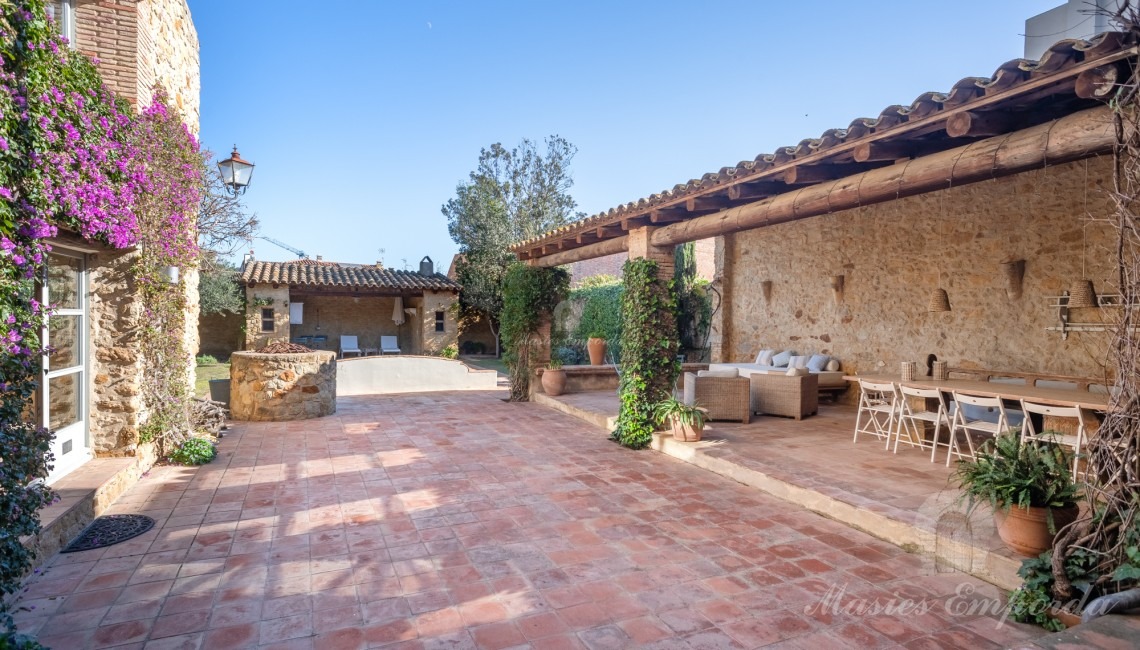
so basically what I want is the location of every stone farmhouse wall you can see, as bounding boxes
[714,156,1117,387]
[197,311,244,360]
[75,0,200,132]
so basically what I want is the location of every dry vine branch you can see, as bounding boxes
[1051,2,1140,599]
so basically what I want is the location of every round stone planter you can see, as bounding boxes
[229,350,337,421]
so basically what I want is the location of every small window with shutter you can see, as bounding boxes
[435,311,445,333]
[261,308,275,332]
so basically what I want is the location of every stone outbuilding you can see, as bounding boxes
[239,255,461,356]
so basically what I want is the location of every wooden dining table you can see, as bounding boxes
[843,374,1110,411]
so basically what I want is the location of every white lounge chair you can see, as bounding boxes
[340,335,362,358]
[381,336,400,355]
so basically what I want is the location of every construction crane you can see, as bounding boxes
[257,236,308,259]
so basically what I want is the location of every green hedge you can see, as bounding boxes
[501,263,569,400]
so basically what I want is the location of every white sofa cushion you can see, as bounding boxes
[770,350,793,367]
[785,367,809,377]
[825,359,841,372]
[697,369,739,378]
[754,349,775,365]
[807,354,829,372]
[789,355,809,369]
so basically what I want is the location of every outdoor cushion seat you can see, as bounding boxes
[708,363,846,388]
[749,372,818,420]
[684,372,750,423]
[340,335,362,358]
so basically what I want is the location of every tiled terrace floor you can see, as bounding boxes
[546,391,1002,534]
[15,391,1045,649]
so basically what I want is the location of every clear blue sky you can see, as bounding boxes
[193,1,1062,269]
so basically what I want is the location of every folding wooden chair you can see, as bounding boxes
[948,392,1011,466]
[895,384,952,460]
[854,379,898,449]
[1020,400,1090,480]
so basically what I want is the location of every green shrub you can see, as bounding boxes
[440,343,459,359]
[612,258,679,449]
[571,281,623,344]
[0,631,47,649]
[195,354,219,366]
[169,438,218,466]
[500,264,569,401]
[955,432,1080,518]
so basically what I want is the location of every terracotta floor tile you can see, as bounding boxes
[12,392,1048,649]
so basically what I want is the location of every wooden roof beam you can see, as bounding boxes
[1075,63,1125,99]
[853,141,915,162]
[596,225,621,238]
[727,181,783,202]
[783,163,868,184]
[685,196,729,213]
[621,215,650,230]
[945,111,1012,138]
[650,208,687,224]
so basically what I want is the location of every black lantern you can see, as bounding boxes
[217,145,255,195]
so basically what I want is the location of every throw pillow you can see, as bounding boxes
[789,355,809,370]
[785,367,809,376]
[825,359,841,372]
[807,354,829,372]
[770,350,793,367]
[698,369,738,378]
[754,349,775,365]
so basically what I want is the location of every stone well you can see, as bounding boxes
[230,350,337,421]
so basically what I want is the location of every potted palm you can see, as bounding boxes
[653,396,708,442]
[586,332,608,366]
[540,358,567,396]
[956,432,1081,557]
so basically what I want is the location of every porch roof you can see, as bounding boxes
[240,259,460,293]
[510,31,1135,262]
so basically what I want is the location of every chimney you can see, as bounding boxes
[316,255,323,262]
[376,260,384,268]
[419,256,434,276]
[242,250,254,267]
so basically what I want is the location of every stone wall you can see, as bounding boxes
[288,294,420,355]
[74,0,199,132]
[136,0,199,132]
[459,312,497,355]
[229,351,337,421]
[718,157,1117,390]
[420,291,459,355]
[87,246,144,456]
[198,310,244,360]
[243,285,290,350]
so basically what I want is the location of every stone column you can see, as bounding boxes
[627,225,674,281]
[708,234,734,363]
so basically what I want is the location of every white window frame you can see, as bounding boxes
[42,249,91,484]
[47,0,76,47]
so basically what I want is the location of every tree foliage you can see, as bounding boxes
[444,136,581,355]
[198,253,243,315]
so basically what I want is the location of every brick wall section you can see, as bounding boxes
[570,252,626,285]
[628,226,675,280]
[720,157,1116,387]
[197,311,244,360]
[74,0,199,133]
[75,0,138,107]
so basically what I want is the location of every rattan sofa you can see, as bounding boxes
[750,373,819,420]
[683,372,751,423]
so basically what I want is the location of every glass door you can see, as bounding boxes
[42,251,89,483]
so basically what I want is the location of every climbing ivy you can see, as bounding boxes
[611,258,679,449]
[500,263,569,401]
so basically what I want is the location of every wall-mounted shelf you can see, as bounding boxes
[1046,293,1128,340]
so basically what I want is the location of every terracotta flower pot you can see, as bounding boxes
[587,338,607,366]
[541,369,567,396]
[669,416,704,442]
[993,504,1079,557]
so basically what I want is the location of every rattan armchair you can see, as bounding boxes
[749,373,819,420]
[683,372,751,423]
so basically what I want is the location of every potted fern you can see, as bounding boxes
[955,432,1081,557]
[653,396,708,442]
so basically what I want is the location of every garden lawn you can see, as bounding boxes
[194,363,230,398]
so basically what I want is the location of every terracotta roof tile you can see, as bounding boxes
[240,259,461,292]
[510,31,1134,253]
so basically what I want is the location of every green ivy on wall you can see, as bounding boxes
[500,263,569,401]
[612,258,679,449]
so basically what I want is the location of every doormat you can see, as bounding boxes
[62,514,155,553]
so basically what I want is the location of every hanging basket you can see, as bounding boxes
[928,288,951,312]
[1067,280,1097,308]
